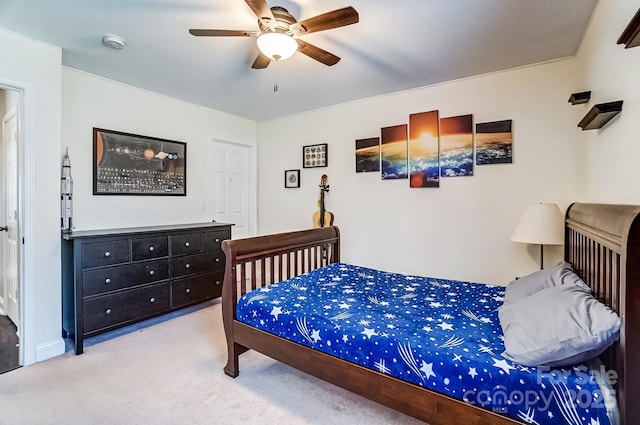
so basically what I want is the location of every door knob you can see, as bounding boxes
[0,226,7,232]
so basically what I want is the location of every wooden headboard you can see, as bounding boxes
[565,203,640,425]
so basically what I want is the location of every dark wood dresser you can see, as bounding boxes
[62,222,231,354]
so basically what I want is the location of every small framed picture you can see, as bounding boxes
[284,169,300,188]
[303,143,328,168]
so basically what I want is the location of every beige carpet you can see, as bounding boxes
[0,300,424,425]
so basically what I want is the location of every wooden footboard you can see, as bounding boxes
[221,226,341,377]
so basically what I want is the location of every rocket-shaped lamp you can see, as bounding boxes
[61,148,73,232]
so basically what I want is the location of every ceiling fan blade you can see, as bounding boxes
[291,6,359,35]
[189,29,258,37]
[296,40,340,66]
[251,52,271,69]
[245,0,276,30]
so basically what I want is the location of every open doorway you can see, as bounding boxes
[0,87,21,374]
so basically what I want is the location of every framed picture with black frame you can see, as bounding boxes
[284,169,300,188]
[303,143,328,168]
[93,128,186,195]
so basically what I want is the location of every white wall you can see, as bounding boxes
[0,28,63,364]
[574,0,640,203]
[257,59,580,285]
[62,68,257,230]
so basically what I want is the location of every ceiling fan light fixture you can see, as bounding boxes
[256,32,298,61]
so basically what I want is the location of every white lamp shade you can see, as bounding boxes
[256,32,298,61]
[510,203,564,245]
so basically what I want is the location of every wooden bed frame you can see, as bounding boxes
[221,203,640,425]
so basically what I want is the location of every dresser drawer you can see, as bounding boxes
[171,270,223,308]
[171,252,224,278]
[132,236,168,261]
[82,259,170,296]
[202,229,230,253]
[82,240,130,268]
[83,283,170,334]
[170,233,202,256]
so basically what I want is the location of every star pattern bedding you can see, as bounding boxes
[236,263,613,425]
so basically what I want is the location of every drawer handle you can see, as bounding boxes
[185,242,190,247]
[104,251,111,257]
[105,308,112,315]
[105,278,111,284]
[185,288,191,294]
[215,258,220,263]
[185,263,191,269]
[215,238,221,243]
[149,297,156,303]
[149,270,155,276]
[149,246,155,252]
[216,280,221,285]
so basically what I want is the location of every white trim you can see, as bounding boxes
[35,338,66,362]
[21,83,44,365]
[248,142,258,236]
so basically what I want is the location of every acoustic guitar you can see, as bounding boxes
[313,174,334,228]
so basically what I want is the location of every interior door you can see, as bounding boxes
[2,107,19,326]
[208,141,250,239]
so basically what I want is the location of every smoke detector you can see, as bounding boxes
[102,34,126,49]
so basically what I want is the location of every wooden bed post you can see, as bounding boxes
[222,239,241,377]
[331,226,341,263]
[620,209,640,425]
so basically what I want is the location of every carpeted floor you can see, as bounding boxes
[0,300,424,425]
[0,314,19,374]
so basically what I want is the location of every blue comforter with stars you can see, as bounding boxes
[236,263,614,425]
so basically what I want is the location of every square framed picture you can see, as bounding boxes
[284,169,300,188]
[303,143,328,168]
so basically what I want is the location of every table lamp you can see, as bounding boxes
[510,203,564,269]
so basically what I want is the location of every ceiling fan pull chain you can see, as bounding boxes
[273,63,279,93]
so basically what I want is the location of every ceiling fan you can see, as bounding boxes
[189,0,359,69]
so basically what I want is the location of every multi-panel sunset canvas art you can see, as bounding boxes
[440,114,474,177]
[476,120,513,165]
[355,111,512,187]
[355,137,380,172]
[381,125,408,180]
[409,111,440,187]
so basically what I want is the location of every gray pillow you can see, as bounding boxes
[504,261,590,304]
[499,284,620,367]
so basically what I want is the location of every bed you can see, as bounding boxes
[220,202,640,425]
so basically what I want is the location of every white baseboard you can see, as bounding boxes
[34,337,65,363]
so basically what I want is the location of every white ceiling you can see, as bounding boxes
[0,0,598,122]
